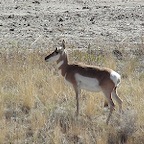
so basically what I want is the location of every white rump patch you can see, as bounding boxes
[75,73,101,92]
[110,71,121,86]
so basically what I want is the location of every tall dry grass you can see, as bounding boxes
[0,46,144,144]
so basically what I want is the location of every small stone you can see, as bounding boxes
[82,6,89,9]
[9,28,14,31]
[15,6,19,9]
[32,0,40,4]
[90,17,94,21]
[8,15,14,19]
[59,18,63,22]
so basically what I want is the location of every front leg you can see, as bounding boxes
[73,86,81,116]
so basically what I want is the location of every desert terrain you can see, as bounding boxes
[0,0,144,144]
[0,0,144,49]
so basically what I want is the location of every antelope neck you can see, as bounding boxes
[57,53,68,77]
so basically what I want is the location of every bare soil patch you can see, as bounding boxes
[0,0,144,49]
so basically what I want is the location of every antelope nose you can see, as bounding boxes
[45,57,48,62]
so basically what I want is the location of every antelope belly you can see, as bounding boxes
[75,73,101,92]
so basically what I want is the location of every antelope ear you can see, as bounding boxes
[62,40,65,49]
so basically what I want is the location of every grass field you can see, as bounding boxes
[0,44,144,144]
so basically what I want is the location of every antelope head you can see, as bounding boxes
[45,40,65,62]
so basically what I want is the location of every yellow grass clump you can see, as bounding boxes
[0,46,143,143]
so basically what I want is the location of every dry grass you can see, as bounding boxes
[0,45,144,144]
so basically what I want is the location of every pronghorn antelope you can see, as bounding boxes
[45,40,122,124]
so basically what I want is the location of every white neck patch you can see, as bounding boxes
[57,60,64,69]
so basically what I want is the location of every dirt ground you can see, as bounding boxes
[0,0,144,49]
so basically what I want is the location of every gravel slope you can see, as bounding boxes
[0,0,144,49]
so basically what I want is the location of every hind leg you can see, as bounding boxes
[104,92,115,124]
[112,87,123,113]
[102,89,115,124]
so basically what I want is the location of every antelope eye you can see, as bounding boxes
[55,50,59,54]
[55,48,59,54]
